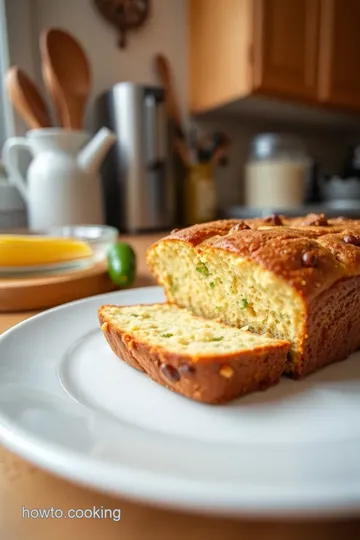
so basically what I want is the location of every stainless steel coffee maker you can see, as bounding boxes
[96,83,177,232]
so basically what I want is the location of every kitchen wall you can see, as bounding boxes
[3,0,39,136]
[4,0,360,211]
[0,0,9,149]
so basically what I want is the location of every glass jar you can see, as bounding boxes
[245,133,311,208]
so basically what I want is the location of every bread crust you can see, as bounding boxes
[151,218,360,302]
[299,275,360,377]
[147,215,360,378]
[98,305,289,404]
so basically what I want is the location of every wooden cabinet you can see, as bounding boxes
[188,0,253,112]
[188,0,360,114]
[253,0,320,101]
[318,0,360,110]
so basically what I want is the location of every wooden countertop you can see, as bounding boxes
[0,234,359,539]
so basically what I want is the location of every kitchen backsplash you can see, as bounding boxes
[195,116,360,210]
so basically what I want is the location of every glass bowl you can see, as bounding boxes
[44,225,119,263]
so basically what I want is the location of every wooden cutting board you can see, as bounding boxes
[0,262,118,312]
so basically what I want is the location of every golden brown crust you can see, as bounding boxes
[165,219,244,246]
[148,216,360,302]
[98,305,289,404]
[147,214,360,379]
[298,275,360,378]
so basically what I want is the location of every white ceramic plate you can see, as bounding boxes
[0,256,93,276]
[0,286,360,518]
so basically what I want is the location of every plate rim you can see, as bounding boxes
[1,416,360,519]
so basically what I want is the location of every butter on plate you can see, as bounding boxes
[0,235,92,267]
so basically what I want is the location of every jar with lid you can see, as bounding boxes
[245,133,311,208]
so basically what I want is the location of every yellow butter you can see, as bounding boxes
[0,235,92,267]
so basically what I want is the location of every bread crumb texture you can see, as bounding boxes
[100,303,288,357]
[148,242,305,354]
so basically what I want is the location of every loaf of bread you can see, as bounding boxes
[98,303,290,404]
[147,214,360,378]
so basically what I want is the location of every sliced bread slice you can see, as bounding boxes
[98,303,290,404]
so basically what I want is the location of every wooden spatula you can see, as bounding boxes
[40,28,91,130]
[5,66,52,129]
[154,54,190,166]
[41,61,63,128]
[155,54,185,136]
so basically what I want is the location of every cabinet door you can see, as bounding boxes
[253,0,320,101]
[318,0,360,110]
[188,0,253,113]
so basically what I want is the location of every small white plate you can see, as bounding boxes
[0,257,93,277]
[0,286,360,518]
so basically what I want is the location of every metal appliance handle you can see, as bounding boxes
[144,93,157,166]
[155,100,166,162]
[145,93,167,166]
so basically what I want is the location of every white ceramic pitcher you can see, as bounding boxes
[2,127,116,229]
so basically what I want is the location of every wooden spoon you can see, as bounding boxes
[155,54,190,166]
[174,138,191,168]
[210,136,231,167]
[41,61,63,127]
[5,66,52,129]
[210,143,230,166]
[155,54,185,138]
[40,28,91,130]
